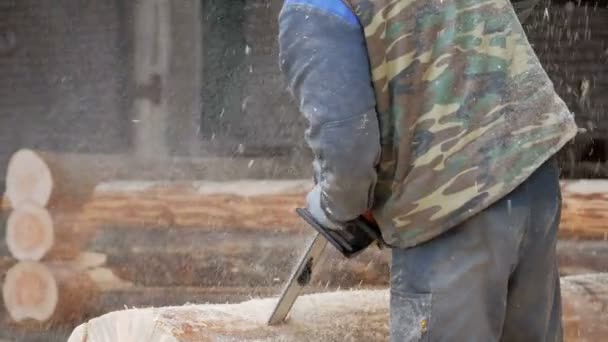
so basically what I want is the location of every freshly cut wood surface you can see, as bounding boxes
[559,180,608,240]
[562,273,608,342]
[1,259,116,327]
[57,179,608,240]
[67,273,608,342]
[79,180,310,231]
[5,202,54,261]
[4,149,107,211]
[5,149,53,208]
[3,166,608,238]
[2,261,58,322]
[1,210,92,262]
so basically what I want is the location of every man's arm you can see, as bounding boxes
[278,0,381,226]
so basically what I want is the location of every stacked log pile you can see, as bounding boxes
[1,148,607,341]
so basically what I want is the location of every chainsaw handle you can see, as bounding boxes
[296,208,385,258]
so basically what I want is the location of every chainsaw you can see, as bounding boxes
[267,207,385,325]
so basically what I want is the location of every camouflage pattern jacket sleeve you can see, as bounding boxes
[278,0,382,223]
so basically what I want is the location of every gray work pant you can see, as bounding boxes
[390,158,563,342]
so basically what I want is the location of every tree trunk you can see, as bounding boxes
[5,202,54,261]
[0,258,293,330]
[5,149,53,209]
[79,179,310,231]
[70,179,608,238]
[2,261,59,322]
[3,225,603,291]
[4,149,111,211]
[66,273,608,342]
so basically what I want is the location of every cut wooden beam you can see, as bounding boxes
[73,179,608,239]
[5,149,53,208]
[557,240,608,276]
[5,202,54,261]
[1,209,91,262]
[2,151,305,211]
[1,260,121,327]
[0,264,343,330]
[5,158,607,238]
[560,180,608,240]
[4,149,107,211]
[2,261,58,322]
[66,273,608,342]
[74,228,607,287]
[2,224,602,291]
[79,179,310,231]
[69,227,388,288]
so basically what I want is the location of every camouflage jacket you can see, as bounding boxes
[278,0,578,248]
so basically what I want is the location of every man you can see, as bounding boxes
[278,0,578,341]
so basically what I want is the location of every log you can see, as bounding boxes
[73,179,608,239]
[1,260,126,327]
[70,227,608,287]
[5,149,52,208]
[79,179,310,231]
[557,240,608,276]
[559,180,608,240]
[2,150,306,211]
[0,259,345,330]
[67,273,608,342]
[4,149,105,211]
[3,224,602,290]
[1,208,90,262]
[2,261,58,322]
[4,161,607,237]
[70,227,388,288]
[5,202,54,261]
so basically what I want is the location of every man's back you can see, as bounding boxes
[335,0,578,247]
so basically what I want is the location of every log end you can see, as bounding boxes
[5,149,53,208]
[6,202,54,261]
[2,261,58,322]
